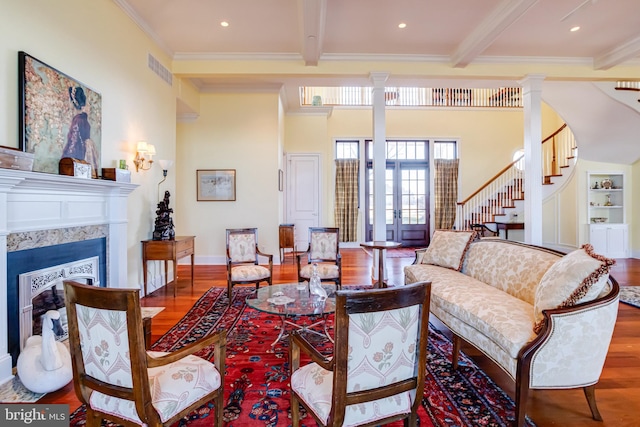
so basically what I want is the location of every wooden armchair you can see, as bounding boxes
[226,228,273,298]
[290,281,431,427]
[63,280,226,427]
[296,227,342,289]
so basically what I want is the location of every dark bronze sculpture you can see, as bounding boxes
[153,190,175,240]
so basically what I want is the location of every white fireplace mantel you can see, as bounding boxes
[0,168,137,385]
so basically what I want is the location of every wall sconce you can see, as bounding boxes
[133,141,156,172]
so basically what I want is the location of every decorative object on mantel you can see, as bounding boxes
[0,145,34,171]
[101,167,131,182]
[153,190,176,240]
[59,157,92,179]
[19,52,102,176]
[16,310,72,394]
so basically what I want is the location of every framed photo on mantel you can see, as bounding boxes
[197,169,236,201]
[18,51,102,177]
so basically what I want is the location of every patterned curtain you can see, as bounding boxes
[334,159,359,242]
[434,159,459,229]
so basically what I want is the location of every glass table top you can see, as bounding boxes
[246,283,336,317]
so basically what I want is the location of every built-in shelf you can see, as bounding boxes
[587,171,627,258]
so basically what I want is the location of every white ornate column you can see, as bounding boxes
[370,72,388,281]
[520,74,545,245]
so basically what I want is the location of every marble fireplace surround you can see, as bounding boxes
[0,168,137,385]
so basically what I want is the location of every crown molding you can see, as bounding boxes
[112,0,174,56]
[594,35,640,70]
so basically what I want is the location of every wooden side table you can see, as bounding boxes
[142,236,195,297]
[360,241,402,288]
[279,224,295,264]
[492,222,524,240]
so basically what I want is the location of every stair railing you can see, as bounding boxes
[455,124,576,230]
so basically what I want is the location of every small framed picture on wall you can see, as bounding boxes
[197,169,236,201]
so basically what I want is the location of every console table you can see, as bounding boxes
[142,236,195,297]
[492,222,524,240]
[279,224,295,264]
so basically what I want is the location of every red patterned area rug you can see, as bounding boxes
[69,286,536,427]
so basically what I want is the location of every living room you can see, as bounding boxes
[1,0,640,425]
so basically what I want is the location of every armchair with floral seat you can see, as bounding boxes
[289,281,431,427]
[226,227,273,298]
[297,227,342,289]
[63,280,226,427]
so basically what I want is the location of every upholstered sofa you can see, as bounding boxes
[404,232,620,427]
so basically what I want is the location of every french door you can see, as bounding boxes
[365,140,430,247]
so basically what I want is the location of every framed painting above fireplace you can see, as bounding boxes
[18,51,102,177]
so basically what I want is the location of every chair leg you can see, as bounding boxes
[583,385,603,421]
[84,408,101,427]
[404,412,417,426]
[291,393,300,427]
[215,390,225,427]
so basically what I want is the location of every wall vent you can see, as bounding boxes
[148,53,173,86]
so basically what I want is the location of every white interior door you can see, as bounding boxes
[285,153,321,251]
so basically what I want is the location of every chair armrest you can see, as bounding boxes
[147,329,227,368]
[289,330,333,372]
[256,249,273,262]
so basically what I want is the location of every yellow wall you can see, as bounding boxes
[176,92,281,261]
[1,0,177,288]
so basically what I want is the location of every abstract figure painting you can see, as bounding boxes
[19,52,102,176]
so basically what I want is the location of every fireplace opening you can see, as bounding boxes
[19,257,100,351]
[7,237,107,365]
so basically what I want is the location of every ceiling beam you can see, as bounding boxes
[450,0,539,68]
[594,35,640,70]
[299,0,327,66]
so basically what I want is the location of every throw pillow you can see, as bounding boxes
[421,229,476,271]
[533,244,615,334]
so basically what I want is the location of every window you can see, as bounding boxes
[336,140,359,159]
[366,140,427,160]
[434,141,457,159]
[513,148,525,170]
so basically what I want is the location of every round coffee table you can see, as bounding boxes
[246,283,336,347]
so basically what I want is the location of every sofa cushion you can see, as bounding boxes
[461,240,561,305]
[407,264,537,359]
[533,244,615,333]
[421,230,475,271]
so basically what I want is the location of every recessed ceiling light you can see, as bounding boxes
[570,26,580,32]
[220,21,229,27]
[398,23,407,29]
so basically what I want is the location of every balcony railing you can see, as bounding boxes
[300,86,522,108]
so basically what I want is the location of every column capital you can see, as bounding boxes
[369,72,389,88]
[519,74,546,92]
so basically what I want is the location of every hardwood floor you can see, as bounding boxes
[39,249,640,426]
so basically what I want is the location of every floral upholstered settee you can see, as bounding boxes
[404,232,620,427]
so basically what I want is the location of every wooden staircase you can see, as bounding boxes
[455,124,577,230]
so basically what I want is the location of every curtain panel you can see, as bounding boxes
[434,159,459,229]
[334,159,359,242]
